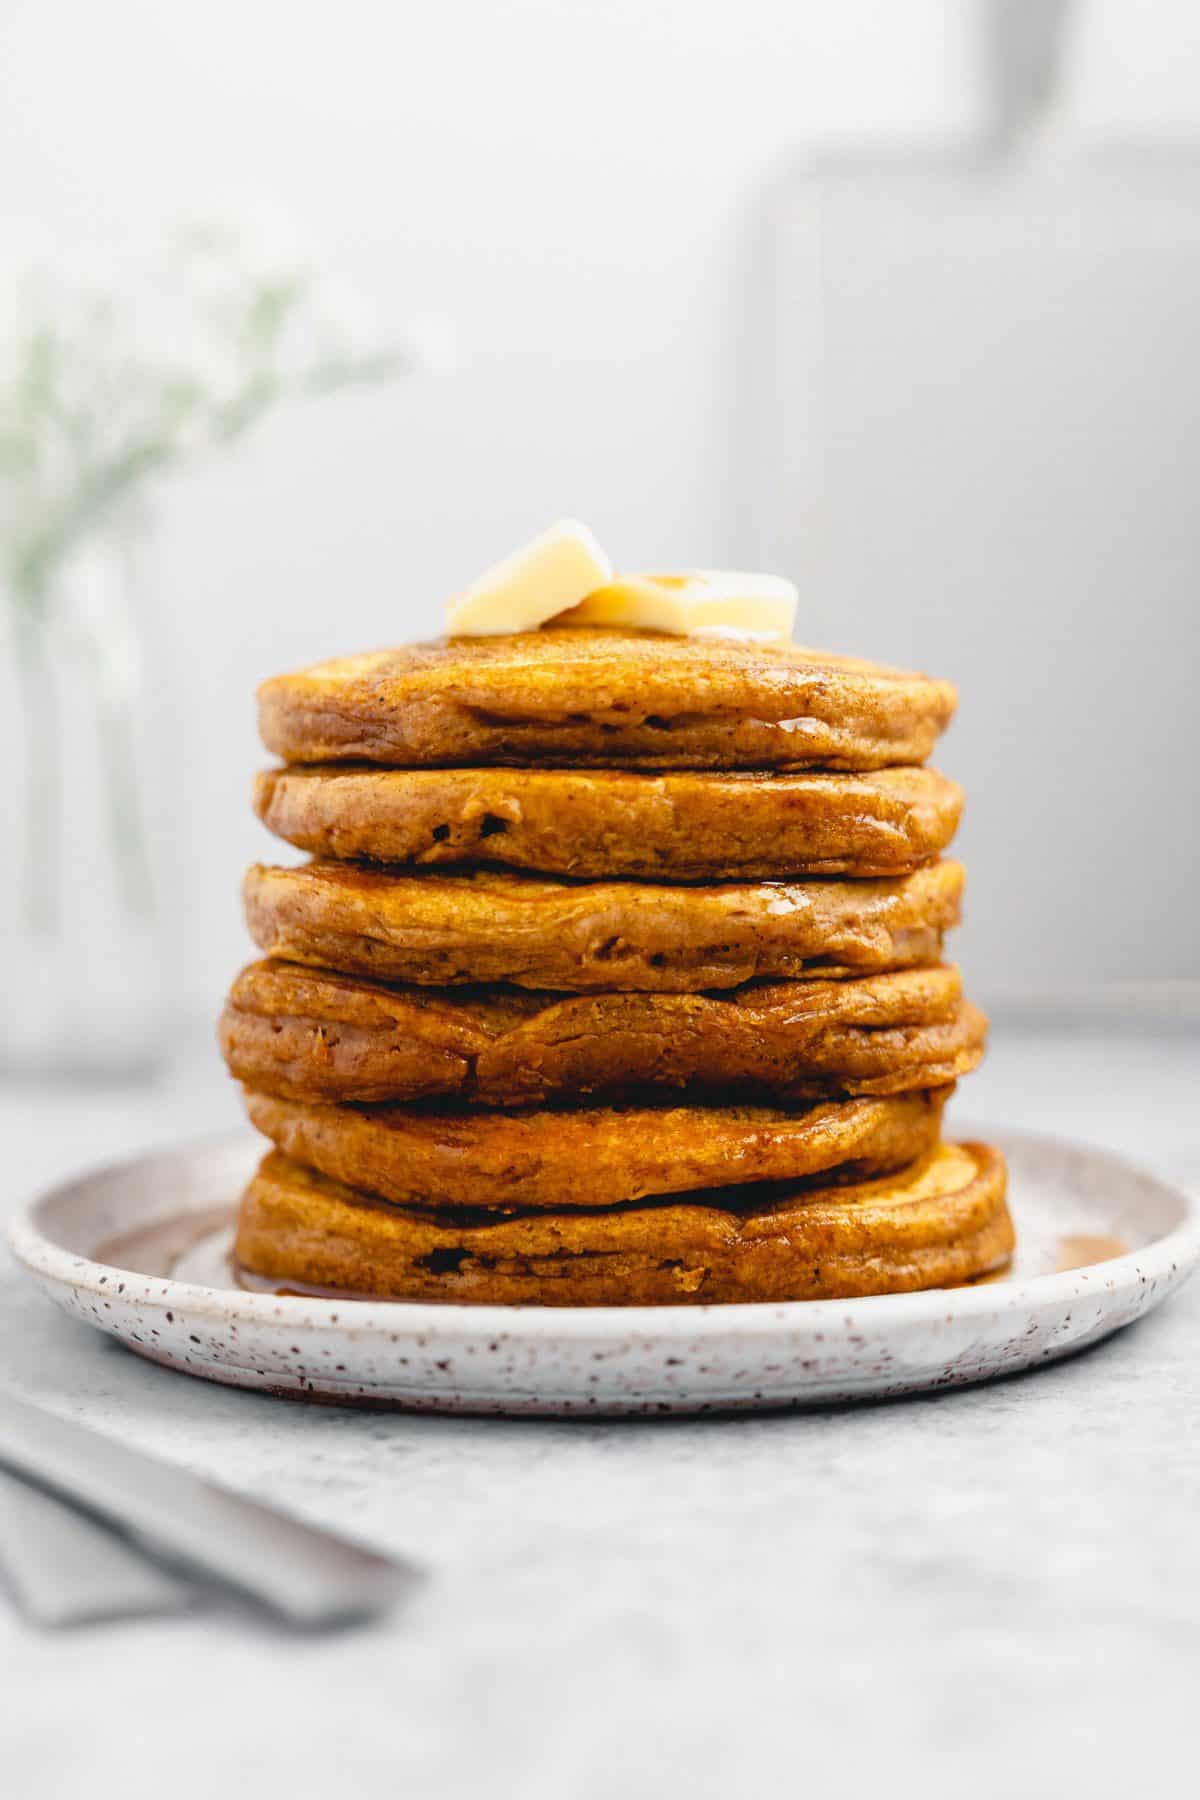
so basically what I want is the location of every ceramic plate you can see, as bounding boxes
[9,1128,1199,1415]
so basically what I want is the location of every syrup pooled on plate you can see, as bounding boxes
[97,1207,236,1277]
[1054,1232,1129,1272]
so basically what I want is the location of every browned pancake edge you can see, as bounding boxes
[240,1084,951,1212]
[242,859,965,992]
[220,959,987,1105]
[234,1140,1012,1304]
[257,628,957,772]
[253,763,963,880]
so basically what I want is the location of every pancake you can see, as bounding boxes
[220,960,987,1106]
[241,1084,949,1213]
[234,1141,1012,1304]
[253,763,962,880]
[243,859,964,993]
[257,628,957,772]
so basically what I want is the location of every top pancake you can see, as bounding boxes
[258,628,957,772]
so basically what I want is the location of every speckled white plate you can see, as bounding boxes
[9,1127,1199,1415]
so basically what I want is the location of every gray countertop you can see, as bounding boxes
[1,1021,1197,1800]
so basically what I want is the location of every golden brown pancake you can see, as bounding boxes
[221,959,987,1106]
[241,1084,949,1213]
[257,628,957,772]
[253,763,962,880]
[235,1141,1012,1305]
[243,859,964,992]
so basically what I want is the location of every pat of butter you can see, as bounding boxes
[445,520,613,637]
[561,571,797,641]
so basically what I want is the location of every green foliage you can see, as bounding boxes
[0,219,413,611]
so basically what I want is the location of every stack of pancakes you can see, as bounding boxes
[222,628,1013,1304]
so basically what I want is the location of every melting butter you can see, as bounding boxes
[445,519,613,637]
[561,570,797,641]
[444,523,797,643]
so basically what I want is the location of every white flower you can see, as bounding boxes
[0,198,443,586]
[172,194,313,298]
[398,311,456,376]
[300,273,379,372]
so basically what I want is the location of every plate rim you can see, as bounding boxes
[9,1124,1200,1343]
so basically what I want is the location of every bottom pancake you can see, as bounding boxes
[235,1142,1013,1305]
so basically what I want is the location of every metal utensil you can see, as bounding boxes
[0,1390,420,1627]
[0,1465,194,1626]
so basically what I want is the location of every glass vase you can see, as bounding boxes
[0,527,167,1077]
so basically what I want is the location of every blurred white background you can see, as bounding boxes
[2,0,1198,1039]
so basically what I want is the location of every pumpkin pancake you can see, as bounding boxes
[220,960,987,1106]
[243,859,964,993]
[257,628,957,772]
[235,1141,1012,1304]
[253,763,962,880]
[241,1085,948,1212]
